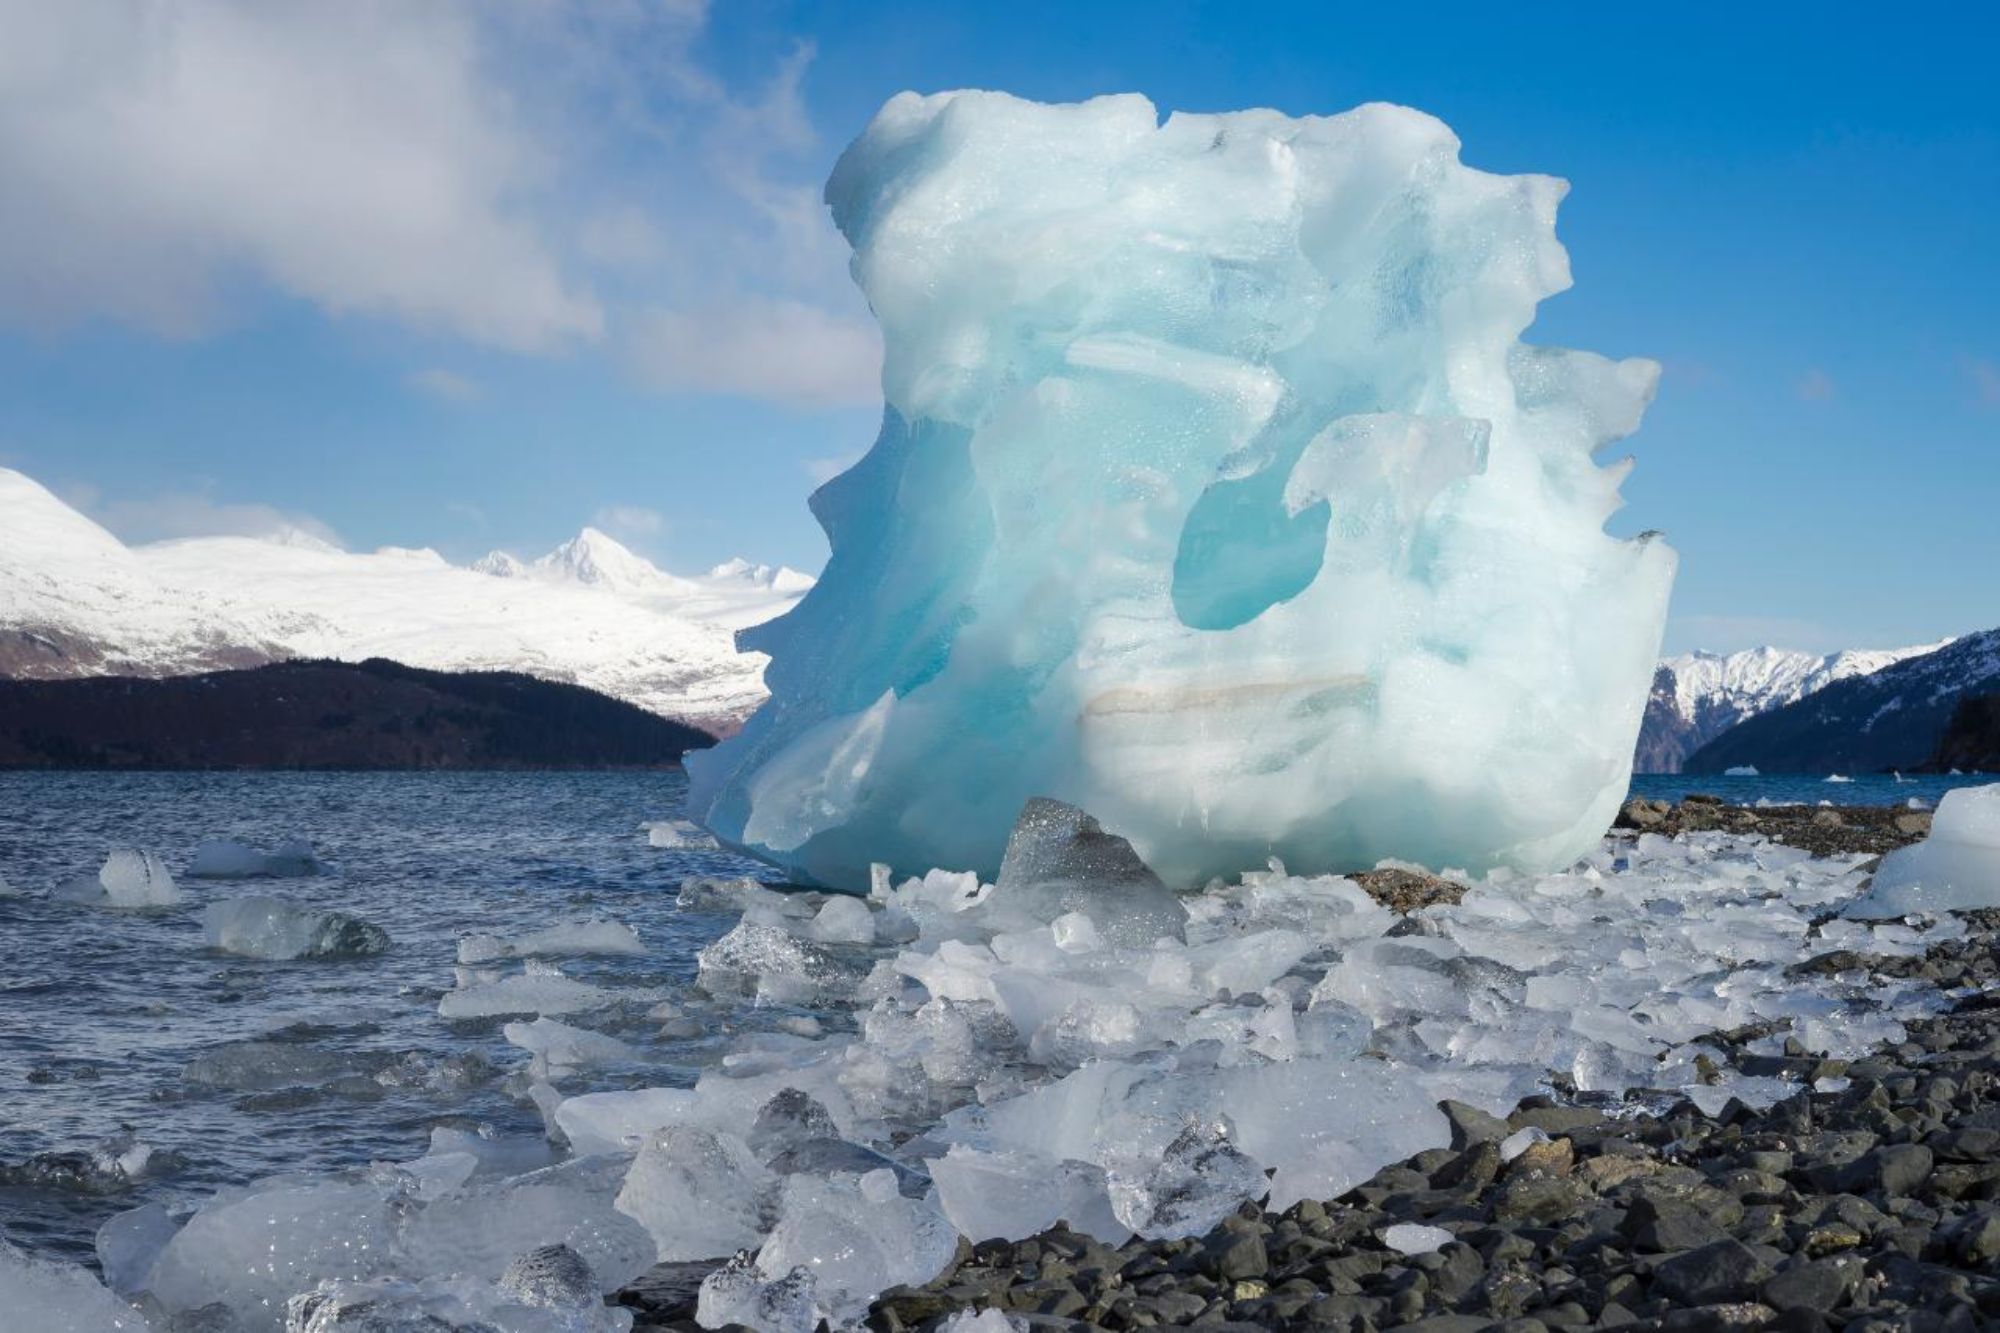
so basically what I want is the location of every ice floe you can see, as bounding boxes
[458,917,645,964]
[53,849,181,907]
[203,896,389,960]
[1847,782,2000,918]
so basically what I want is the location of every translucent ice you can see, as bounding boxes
[54,849,182,907]
[644,818,720,850]
[439,962,631,1019]
[503,1017,638,1080]
[188,838,321,878]
[0,1241,153,1331]
[204,896,390,960]
[1847,783,2000,918]
[458,918,645,964]
[615,1124,771,1261]
[689,91,1672,889]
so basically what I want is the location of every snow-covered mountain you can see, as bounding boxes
[1684,630,2000,775]
[1636,641,1948,773]
[0,468,810,733]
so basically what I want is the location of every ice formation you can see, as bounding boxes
[458,918,645,964]
[187,838,322,879]
[689,91,1672,888]
[203,896,390,960]
[644,818,721,850]
[0,1241,154,1331]
[53,848,182,907]
[1847,783,2000,918]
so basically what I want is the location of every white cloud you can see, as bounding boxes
[86,486,344,548]
[0,0,599,351]
[0,1,879,409]
[592,504,665,540]
[408,368,484,404]
[628,298,881,408]
[1796,368,1835,402]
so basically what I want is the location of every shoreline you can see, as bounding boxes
[615,799,1996,1332]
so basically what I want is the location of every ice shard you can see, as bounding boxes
[690,91,1673,888]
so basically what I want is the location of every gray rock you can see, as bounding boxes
[1760,1257,1858,1313]
[1650,1240,1773,1305]
[499,1243,597,1309]
[1439,1099,1508,1150]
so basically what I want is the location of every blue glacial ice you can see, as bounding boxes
[689,91,1675,889]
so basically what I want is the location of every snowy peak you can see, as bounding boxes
[1638,639,1954,772]
[708,557,815,595]
[531,527,691,596]
[470,550,528,579]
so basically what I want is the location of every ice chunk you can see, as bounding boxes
[615,1124,771,1261]
[0,1241,153,1331]
[183,1040,371,1092]
[750,1169,958,1326]
[688,91,1671,889]
[503,1017,637,1079]
[1382,1222,1453,1255]
[188,838,321,878]
[1106,1120,1270,1239]
[285,1251,635,1332]
[929,1145,1129,1243]
[204,896,389,960]
[399,1157,654,1294]
[696,1254,818,1333]
[984,798,1187,945]
[145,1176,399,1323]
[98,1201,181,1297]
[1847,783,2000,918]
[1724,765,1760,777]
[807,893,877,944]
[439,963,629,1019]
[458,917,644,963]
[697,920,859,1004]
[644,818,720,849]
[54,849,181,907]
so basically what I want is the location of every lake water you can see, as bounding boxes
[0,767,1991,1273]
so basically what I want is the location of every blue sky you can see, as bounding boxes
[1,2,1993,654]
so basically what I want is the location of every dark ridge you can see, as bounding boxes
[1923,692,2000,774]
[1684,628,2000,775]
[0,658,713,770]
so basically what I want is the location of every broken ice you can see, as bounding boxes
[690,91,1672,889]
[1847,783,2000,918]
[53,849,182,907]
[204,896,389,960]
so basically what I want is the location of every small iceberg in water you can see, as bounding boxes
[1723,765,1759,777]
[1824,774,1855,784]
[641,819,717,850]
[203,897,389,960]
[53,850,181,908]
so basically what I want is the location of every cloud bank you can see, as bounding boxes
[0,0,879,407]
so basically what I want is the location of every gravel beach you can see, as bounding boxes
[617,800,1998,1333]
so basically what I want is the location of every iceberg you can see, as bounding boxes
[53,849,182,907]
[203,896,389,960]
[690,91,1673,889]
[0,1242,152,1331]
[1846,783,2000,918]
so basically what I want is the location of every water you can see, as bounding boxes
[1628,771,1987,809]
[0,770,771,1269]
[0,767,1990,1275]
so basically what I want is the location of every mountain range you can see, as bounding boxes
[1637,642,1946,772]
[0,468,808,733]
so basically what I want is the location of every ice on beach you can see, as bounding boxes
[188,838,321,879]
[644,818,720,849]
[733,1169,958,1328]
[688,91,1672,890]
[1382,1222,1454,1256]
[807,893,877,945]
[616,1124,771,1261]
[54,849,181,907]
[0,1242,152,1331]
[288,1261,634,1332]
[204,896,389,960]
[1848,783,2000,918]
[458,917,645,964]
[503,1017,637,1080]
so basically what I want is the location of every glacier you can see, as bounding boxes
[690,91,1674,888]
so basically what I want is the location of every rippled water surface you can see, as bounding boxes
[0,770,770,1268]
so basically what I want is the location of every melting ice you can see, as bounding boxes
[691,91,1674,890]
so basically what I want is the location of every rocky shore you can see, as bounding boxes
[617,800,1998,1333]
